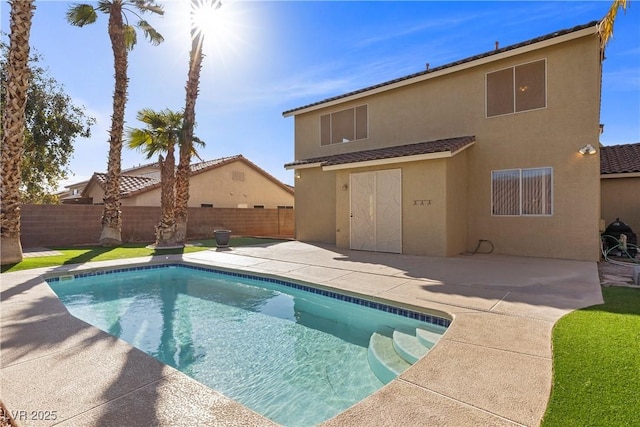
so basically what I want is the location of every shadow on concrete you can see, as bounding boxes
[0,277,168,425]
[296,242,604,313]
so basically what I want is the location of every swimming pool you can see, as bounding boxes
[48,263,449,426]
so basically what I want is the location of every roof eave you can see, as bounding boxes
[283,24,598,118]
[321,140,475,171]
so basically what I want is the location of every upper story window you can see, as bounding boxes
[320,105,368,146]
[486,59,546,118]
[492,167,552,216]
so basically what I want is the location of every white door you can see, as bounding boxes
[350,169,402,253]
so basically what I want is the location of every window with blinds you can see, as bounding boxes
[320,105,368,146]
[491,167,552,216]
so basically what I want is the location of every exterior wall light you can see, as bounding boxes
[579,144,597,155]
[294,171,301,179]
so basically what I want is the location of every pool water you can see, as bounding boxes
[49,265,447,426]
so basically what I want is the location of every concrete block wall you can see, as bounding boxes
[19,204,294,248]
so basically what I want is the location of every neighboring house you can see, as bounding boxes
[284,21,604,261]
[60,162,161,203]
[75,155,294,209]
[600,143,640,234]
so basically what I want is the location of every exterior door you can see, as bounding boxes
[350,169,402,253]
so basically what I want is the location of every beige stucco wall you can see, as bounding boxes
[291,32,602,261]
[294,167,335,243]
[185,162,293,208]
[601,176,640,234]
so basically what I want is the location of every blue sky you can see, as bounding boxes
[2,1,639,188]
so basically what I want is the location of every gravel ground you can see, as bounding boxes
[598,258,639,288]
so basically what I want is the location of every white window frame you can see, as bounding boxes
[485,59,547,118]
[491,167,553,216]
[319,104,369,146]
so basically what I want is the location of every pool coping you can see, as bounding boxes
[1,241,603,426]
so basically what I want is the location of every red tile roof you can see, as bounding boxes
[283,21,599,116]
[285,136,475,168]
[600,143,640,175]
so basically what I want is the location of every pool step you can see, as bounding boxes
[368,327,443,384]
[392,329,430,364]
[368,331,411,385]
[416,328,441,349]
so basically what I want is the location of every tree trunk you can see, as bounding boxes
[156,145,178,247]
[175,11,204,244]
[1,0,35,265]
[99,2,127,247]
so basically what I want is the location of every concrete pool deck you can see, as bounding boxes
[1,241,603,426]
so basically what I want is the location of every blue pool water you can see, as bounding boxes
[48,264,448,426]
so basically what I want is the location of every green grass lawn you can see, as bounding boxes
[542,286,640,426]
[0,237,287,273]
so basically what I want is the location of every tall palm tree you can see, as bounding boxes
[599,0,629,46]
[127,108,204,247]
[1,0,35,265]
[175,0,221,243]
[66,0,164,246]
[128,109,181,247]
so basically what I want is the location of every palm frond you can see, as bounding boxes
[66,4,98,27]
[132,0,165,16]
[137,20,164,46]
[96,0,113,14]
[123,24,137,51]
[599,0,630,46]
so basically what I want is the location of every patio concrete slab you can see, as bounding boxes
[384,279,509,312]
[321,379,520,427]
[1,241,603,426]
[400,340,551,426]
[57,372,276,427]
[441,312,553,357]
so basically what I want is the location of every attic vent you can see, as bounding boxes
[232,171,245,181]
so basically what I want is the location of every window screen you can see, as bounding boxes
[487,60,546,117]
[492,167,552,216]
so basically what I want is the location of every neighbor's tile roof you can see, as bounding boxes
[285,136,475,168]
[94,173,160,197]
[600,143,640,174]
[283,20,599,116]
[86,154,294,198]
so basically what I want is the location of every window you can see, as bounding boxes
[486,59,546,117]
[277,205,293,209]
[320,105,368,146]
[492,167,552,216]
[200,203,213,208]
[253,205,264,209]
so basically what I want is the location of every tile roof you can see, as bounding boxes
[283,20,599,116]
[600,143,640,174]
[285,136,475,168]
[93,173,160,197]
[85,155,294,198]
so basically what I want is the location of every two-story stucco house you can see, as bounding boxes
[284,21,604,261]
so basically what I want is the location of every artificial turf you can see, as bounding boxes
[0,237,287,273]
[542,286,640,426]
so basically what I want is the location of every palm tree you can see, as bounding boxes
[66,1,164,246]
[128,109,181,246]
[1,0,35,265]
[599,0,629,46]
[175,0,221,243]
[127,108,204,247]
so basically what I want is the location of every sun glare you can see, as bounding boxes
[192,0,225,40]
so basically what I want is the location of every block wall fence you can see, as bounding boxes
[20,204,294,248]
